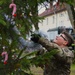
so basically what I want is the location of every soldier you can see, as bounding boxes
[31,31,74,75]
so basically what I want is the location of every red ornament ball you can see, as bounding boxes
[4,61,7,65]
[13,14,17,17]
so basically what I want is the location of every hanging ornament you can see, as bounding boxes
[1,51,8,65]
[13,14,17,17]
[4,61,7,65]
[15,63,21,69]
[9,0,17,17]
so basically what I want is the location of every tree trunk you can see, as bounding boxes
[65,3,75,33]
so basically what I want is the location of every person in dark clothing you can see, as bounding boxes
[31,31,74,75]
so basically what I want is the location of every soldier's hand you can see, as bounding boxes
[31,33,41,43]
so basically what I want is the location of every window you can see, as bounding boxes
[47,18,48,25]
[59,13,64,17]
[59,21,64,26]
[53,16,55,23]
[40,20,43,26]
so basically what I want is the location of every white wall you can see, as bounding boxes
[38,10,72,32]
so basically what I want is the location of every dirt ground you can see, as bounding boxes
[30,66,43,75]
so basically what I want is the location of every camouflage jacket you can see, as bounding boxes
[38,37,74,75]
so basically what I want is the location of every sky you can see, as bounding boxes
[38,1,49,14]
[38,0,58,14]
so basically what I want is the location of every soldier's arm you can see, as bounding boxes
[38,37,58,51]
[38,37,74,63]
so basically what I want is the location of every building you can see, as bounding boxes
[38,4,72,40]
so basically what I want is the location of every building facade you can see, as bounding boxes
[38,4,72,40]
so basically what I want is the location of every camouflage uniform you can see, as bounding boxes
[38,37,74,75]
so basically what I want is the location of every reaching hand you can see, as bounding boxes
[31,33,41,43]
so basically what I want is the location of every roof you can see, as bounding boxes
[39,5,66,17]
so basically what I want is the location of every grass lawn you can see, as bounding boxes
[31,64,75,75]
[71,64,75,75]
